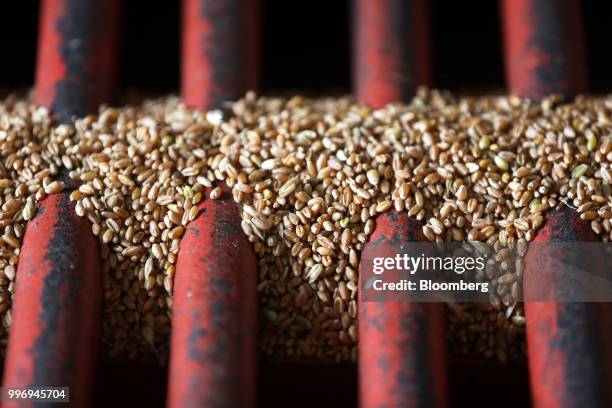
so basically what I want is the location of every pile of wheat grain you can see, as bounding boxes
[0,89,609,362]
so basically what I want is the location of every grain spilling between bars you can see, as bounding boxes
[0,90,610,363]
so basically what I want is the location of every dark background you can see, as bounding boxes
[2,0,612,95]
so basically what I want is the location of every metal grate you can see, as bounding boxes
[1,0,611,407]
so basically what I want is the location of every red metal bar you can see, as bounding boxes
[3,194,102,408]
[354,8,442,403]
[35,0,120,122]
[353,0,430,108]
[359,212,448,408]
[172,1,260,403]
[524,207,612,408]
[500,0,587,100]
[167,188,258,408]
[3,1,120,406]
[182,0,260,110]
[503,3,607,403]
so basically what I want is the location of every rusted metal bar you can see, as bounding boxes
[182,0,260,110]
[3,194,102,407]
[3,1,120,406]
[359,212,448,408]
[503,4,606,401]
[500,0,587,100]
[524,207,612,408]
[354,6,443,404]
[167,188,257,408]
[170,2,260,404]
[353,0,430,108]
[35,0,120,122]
